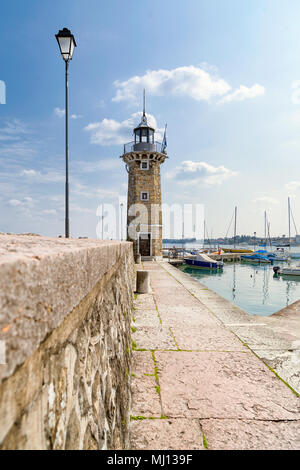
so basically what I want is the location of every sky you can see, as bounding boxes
[1,0,300,240]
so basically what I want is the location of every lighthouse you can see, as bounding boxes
[121,93,168,260]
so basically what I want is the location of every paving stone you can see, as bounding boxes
[133,309,161,328]
[252,348,300,395]
[171,326,248,351]
[133,326,177,350]
[135,294,156,310]
[200,418,300,450]
[157,305,219,327]
[230,324,298,350]
[130,418,206,450]
[156,351,300,420]
[130,261,300,450]
[155,293,199,308]
[131,351,162,417]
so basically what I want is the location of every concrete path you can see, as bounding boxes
[129,261,300,450]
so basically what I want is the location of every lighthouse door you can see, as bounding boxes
[139,233,151,257]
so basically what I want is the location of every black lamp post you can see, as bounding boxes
[55,28,77,238]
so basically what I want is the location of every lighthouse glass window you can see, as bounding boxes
[140,191,149,201]
[141,128,148,142]
[140,161,149,170]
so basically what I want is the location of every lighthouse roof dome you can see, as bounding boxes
[134,113,155,132]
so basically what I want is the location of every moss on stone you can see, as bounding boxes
[203,434,209,450]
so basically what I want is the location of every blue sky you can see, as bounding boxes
[1,0,300,239]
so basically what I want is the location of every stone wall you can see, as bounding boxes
[0,235,135,450]
[126,155,164,258]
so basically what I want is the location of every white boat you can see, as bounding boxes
[273,264,300,276]
[266,248,290,262]
[184,253,223,269]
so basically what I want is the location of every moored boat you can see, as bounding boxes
[273,264,300,276]
[241,253,271,263]
[184,253,223,269]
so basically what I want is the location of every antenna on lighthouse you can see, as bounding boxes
[143,89,146,118]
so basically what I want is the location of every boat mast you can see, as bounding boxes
[234,206,237,249]
[264,211,267,246]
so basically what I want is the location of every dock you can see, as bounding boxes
[130,260,300,450]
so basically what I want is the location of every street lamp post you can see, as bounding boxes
[55,28,77,238]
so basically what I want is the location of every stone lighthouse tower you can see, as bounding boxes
[121,94,168,260]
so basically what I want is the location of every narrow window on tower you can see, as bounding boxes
[140,191,149,201]
[140,161,149,170]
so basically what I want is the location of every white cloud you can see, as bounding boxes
[74,158,121,173]
[21,169,38,177]
[84,111,164,146]
[112,66,232,103]
[42,209,58,216]
[219,84,265,104]
[0,119,30,137]
[166,161,238,186]
[291,81,300,104]
[8,196,34,208]
[285,181,300,192]
[252,196,279,205]
[20,169,64,183]
[112,65,265,105]
[54,109,81,119]
[54,107,65,118]
[72,181,120,200]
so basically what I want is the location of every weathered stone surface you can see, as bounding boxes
[157,305,218,327]
[130,418,206,450]
[200,418,300,450]
[134,293,156,310]
[136,271,151,294]
[229,324,298,350]
[124,155,165,258]
[133,326,177,350]
[156,351,300,420]
[252,348,300,395]
[133,308,161,328]
[162,261,300,397]
[0,235,135,450]
[0,235,134,381]
[131,351,162,417]
[130,261,300,450]
[171,326,248,351]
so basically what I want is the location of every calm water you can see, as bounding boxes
[178,262,300,316]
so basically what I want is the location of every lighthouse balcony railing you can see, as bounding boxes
[123,141,165,155]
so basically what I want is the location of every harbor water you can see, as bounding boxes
[165,243,300,316]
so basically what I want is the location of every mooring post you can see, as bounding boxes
[136,270,150,294]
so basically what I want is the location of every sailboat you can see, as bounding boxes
[222,207,253,253]
[255,211,290,262]
[275,197,295,248]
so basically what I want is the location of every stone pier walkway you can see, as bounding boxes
[129,261,300,450]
